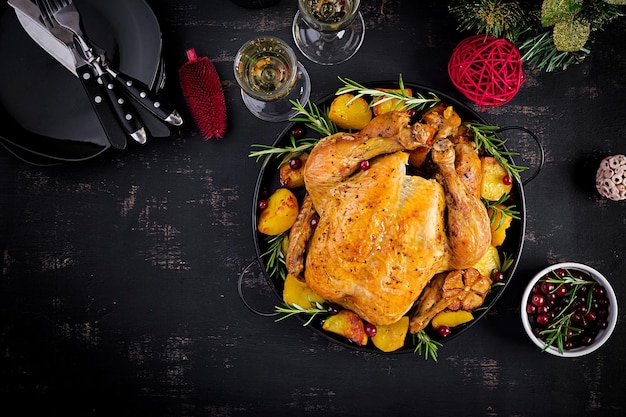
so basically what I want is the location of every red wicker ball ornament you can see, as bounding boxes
[448,35,525,109]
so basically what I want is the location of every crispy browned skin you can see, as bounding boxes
[286,193,315,279]
[454,141,482,200]
[298,111,491,327]
[431,139,491,270]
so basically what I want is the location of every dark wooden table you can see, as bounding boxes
[1,1,625,415]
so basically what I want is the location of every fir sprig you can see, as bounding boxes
[518,30,588,72]
[336,76,440,111]
[465,122,527,182]
[413,330,442,361]
[449,0,534,41]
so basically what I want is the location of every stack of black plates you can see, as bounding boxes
[0,0,168,165]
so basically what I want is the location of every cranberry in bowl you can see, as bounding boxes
[521,262,618,357]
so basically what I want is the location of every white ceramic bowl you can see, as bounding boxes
[520,262,618,357]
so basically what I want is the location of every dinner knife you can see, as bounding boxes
[7,0,143,149]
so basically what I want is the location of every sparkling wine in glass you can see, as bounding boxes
[234,36,311,122]
[292,0,365,65]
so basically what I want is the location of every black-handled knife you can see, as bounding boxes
[92,61,147,144]
[75,63,130,150]
[106,67,183,126]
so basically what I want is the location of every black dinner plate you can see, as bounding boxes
[0,0,164,163]
[251,81,527,354]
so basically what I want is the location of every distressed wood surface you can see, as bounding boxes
[1,1,625,416]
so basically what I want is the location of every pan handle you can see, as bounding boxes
[496,126,545,186]
[237,258,280,317]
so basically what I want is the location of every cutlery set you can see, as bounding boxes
[7,0,183,151]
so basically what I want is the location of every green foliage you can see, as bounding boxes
[449,0,625,72]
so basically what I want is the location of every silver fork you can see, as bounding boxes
[38,0,147,144]
[39,0,92,59]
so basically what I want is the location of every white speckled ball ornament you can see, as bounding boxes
[596,154,626,201]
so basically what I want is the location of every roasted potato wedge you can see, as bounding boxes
[488,205,513,247]
[328,93,372,131]
[480,156,512,201]
[283,273,325,309]
[279,153,308,189]
[371,316,409,352]
[431,310,474,329]
[472,245,501,279]
[322,310,368,346]
[257,188,299,235]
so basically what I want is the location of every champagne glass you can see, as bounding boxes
[234,36,311,122]
[292,0,365,65]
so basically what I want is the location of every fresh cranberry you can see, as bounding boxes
[593,285,606,298]
[536,314,550,326]
[291,124,305,139]
[364,323,377,337]
[554,285,568,297]
[437,326,452,337]
[531,293,545,307]
[289,156,303,170]
[541,281,555,294]
[360,160,371,171]
[493,271,505,282]
[581,335,594,346]
[502,175,512,185]
[310,214,320,228]
[584,311,597,322]
[258,200,268,210]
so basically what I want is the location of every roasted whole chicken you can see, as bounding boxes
[286,108,492,331]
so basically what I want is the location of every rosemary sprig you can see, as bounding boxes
[465,122,527,182]
[275,301,329,326]
[249,134,319,168]
[336,75,440,112]
[539,269,596,353]
[483,194,521,231]
[540,313,582,353]
[260,232,288,282]
[289,99,338,137]
[413,330,442,361]
[499,252,514,274]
